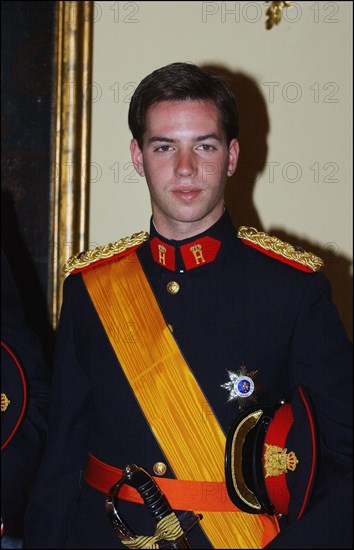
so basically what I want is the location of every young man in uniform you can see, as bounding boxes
[24,62,352,549]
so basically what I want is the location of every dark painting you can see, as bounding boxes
[1,1,56,359]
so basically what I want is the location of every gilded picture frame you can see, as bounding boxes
[50,1,93,328]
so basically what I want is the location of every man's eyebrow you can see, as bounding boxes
[148,136,175,144]
[195,133,222,142]
[147,133,222,144]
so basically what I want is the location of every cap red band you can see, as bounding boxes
[262,403,294,515]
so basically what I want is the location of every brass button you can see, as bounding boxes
[153,462,167,476]
[167,281,180,294]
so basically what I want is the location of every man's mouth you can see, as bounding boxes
[171,187,203,201]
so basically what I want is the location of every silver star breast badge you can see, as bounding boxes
[221,364,258,408]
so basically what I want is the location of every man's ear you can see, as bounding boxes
[130,139,145,177]
[227,139,239,177]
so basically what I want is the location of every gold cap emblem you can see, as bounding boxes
[264,443,299,477]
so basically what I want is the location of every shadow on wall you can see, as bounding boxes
[201,64,352,341]
[272,228,353,341]
[202,64,269,230]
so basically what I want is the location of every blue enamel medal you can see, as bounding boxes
[221,364,258,408]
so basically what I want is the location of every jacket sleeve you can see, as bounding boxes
[23,275,91,548]
[1,251,50,534]
[267,272,353,549]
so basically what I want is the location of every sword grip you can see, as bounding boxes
[126,464,171,523]
[124,464,192,548]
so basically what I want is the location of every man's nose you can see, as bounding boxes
[175,149,197,178]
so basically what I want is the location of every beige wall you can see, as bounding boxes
[90,1,352,335]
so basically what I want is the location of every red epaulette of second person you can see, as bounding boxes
[237,226,324,273]
[63,231,149,275]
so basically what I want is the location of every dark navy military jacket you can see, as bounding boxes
[1,250,50,537]
[24,211,352,548]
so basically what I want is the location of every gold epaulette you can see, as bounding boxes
[237,226,324,272]
[63,231,149,274]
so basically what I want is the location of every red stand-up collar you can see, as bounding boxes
[150,236,221,271]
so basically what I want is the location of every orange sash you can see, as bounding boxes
[82,251,279,548]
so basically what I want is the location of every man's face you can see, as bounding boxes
[130,100,239,239]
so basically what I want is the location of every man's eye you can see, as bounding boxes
[198,144,216,151]
[154,145,173,152]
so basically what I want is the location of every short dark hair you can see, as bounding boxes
[128,62,239,149]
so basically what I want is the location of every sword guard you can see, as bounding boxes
[105,464,201,548]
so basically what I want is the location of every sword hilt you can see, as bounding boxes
[105,464,201,548]
[125,464,172,523]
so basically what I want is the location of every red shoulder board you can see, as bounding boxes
[237,227,323,272]
[63,231,149,275]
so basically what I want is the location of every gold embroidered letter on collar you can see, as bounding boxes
[190,244,206,265]
[158,244,167,266]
